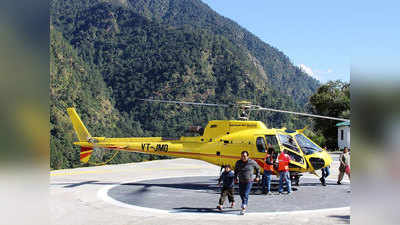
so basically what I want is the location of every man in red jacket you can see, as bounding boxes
[278,149,292,194]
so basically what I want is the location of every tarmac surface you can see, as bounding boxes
[108,176,350,213]
[50,153,350,225]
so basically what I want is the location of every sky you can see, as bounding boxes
[202,0,400,84]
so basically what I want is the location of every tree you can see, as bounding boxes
[309,81,350,149]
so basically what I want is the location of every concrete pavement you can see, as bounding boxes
[50,154,350,225]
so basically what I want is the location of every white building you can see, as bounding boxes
[336,121,350,150]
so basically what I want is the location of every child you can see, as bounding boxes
[217,165,235,211]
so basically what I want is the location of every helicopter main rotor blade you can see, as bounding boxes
[139,99,230,107]
[256,107,350,122]
[139,98,349,122]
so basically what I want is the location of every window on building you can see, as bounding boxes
[341,130,344,140]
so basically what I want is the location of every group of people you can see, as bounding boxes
[217,151,259,215]
[216,146,351,215]
[262,147,292,195]
[217,149,292,215]
[320,146,351,185]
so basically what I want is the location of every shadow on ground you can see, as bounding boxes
[50,180,118,188]
[52,179,299,194]
[328,215,351,224]
[122,181,297,194]
[172,207,241,214]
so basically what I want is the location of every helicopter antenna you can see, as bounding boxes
[138,98,350,122]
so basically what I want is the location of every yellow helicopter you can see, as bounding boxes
[67,100,349,185]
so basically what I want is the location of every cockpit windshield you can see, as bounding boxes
[295,134,323,155]
[277,134,300,153]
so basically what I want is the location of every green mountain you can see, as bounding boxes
[50,27,154,169]
[50,0,320,169]
[124,0,320,105]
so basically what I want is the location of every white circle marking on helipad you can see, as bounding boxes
[98,175,350,217]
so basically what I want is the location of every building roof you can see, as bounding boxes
[336,121,350,127]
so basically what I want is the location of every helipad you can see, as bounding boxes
[104,176,350,214]
[50,156,350,225]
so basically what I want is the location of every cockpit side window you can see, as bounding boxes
[256,137,266,153]
[265,135,279,160]
[265,134,279,150]
[286,151,304,164]
[277,134,300,153]
[295,134,323,155]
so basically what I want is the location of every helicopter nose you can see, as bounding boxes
[309,157,325,170]
[323,151,333,166]
[309,151,332,170]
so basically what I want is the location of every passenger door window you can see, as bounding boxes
[256,137,266,153]
[265,135,279,151]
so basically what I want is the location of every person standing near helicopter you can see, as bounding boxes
[278,149,292,194]
[216,165,235,211]
[234,151,260,215]
[262,147,275,194]
[337,147,350,184]
[320,146,330,186]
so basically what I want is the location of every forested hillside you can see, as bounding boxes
[50,28,153,169]
[124,0,320,105]
[50,0,320,169]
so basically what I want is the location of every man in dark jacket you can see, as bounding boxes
[234,151,261,215]
[262,147,275,194]
[217,165,235,210]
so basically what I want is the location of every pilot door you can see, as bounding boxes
[276,132,307,170]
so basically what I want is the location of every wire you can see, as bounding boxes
[87,150,119,166]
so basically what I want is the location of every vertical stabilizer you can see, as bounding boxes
[67,108,91,142]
